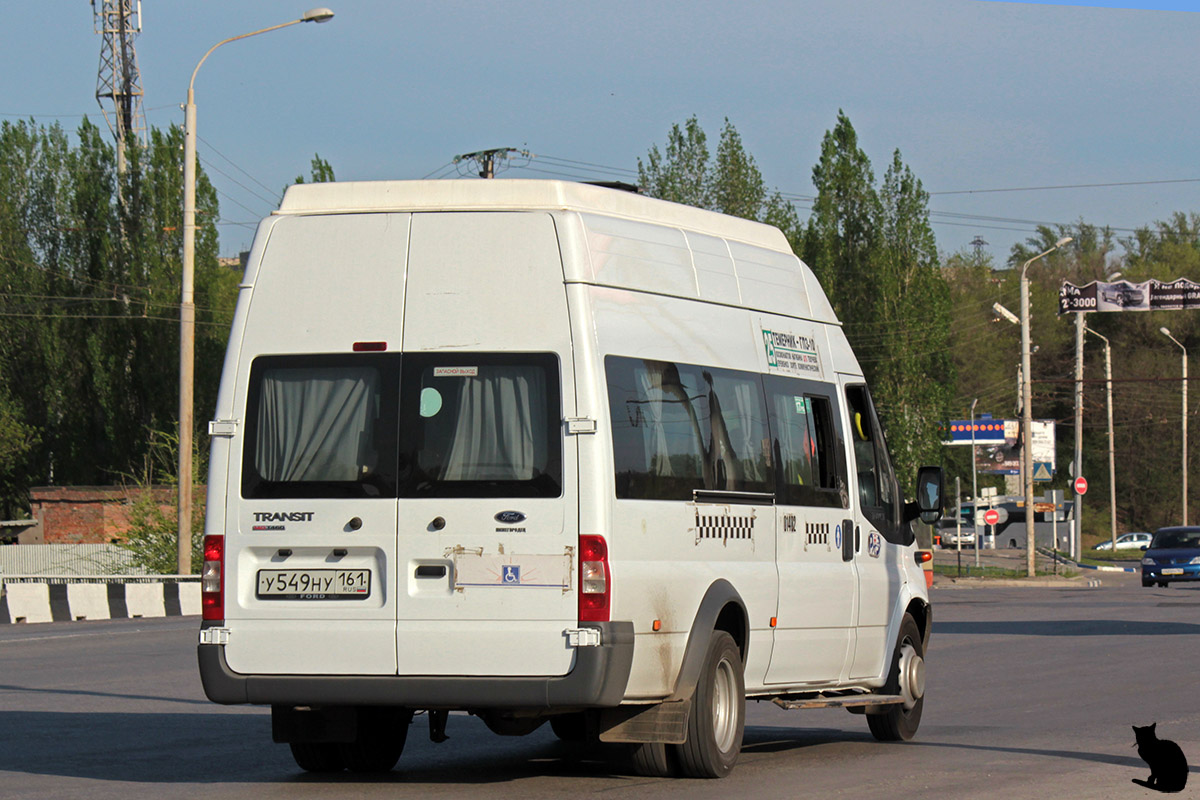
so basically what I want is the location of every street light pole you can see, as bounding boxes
[1020,236,1072,577]
[1161,327,1188,526]
[1073,312,1084,560]
[1084,325,1117,550]
[178,8,334,575]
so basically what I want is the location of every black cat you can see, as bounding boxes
[1132,723,1188,793]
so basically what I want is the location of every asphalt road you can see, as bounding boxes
[2,574,1197,799]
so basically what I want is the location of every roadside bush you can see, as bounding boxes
[118,429,205,575]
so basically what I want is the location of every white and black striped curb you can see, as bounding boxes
[1038,547,1138,574]
[0,579,201,624]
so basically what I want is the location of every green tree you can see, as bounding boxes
[803,115,953,486]
[638,116,711,208]
[710,118,765,220]
[0,118,232,514]
[639,116,800,245]
[802,110,881,325]
[868,150,955,481]
[118,428,205,574]
[293,152,336,185]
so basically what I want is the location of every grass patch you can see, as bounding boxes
[1059,548,1144,567]
[932,563,1075,579]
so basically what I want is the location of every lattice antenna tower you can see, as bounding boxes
[93,0,147,175]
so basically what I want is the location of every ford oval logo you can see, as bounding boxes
[495,511,526,525]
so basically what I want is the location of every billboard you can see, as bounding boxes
[954,419,1056,478]
[1059,278,1200,314]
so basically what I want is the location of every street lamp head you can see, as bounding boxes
[302,7,335,22]
[992,302,1020,326]
[1055,236,1073,248]
[1161,327,1173,337]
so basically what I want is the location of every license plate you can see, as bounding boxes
[1162,568,1185,576]
[256,569,371,599]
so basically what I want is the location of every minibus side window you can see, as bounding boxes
[764,376,848,508]
[606,356,770,500]
[398,353,562,498]
[845,384,903,542]
[242,353,400,499]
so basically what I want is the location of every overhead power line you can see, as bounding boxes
[929,178,1200,196]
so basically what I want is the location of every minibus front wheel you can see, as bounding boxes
[868,614,925,742]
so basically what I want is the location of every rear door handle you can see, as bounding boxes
[415,565,447,579]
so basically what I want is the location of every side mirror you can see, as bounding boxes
[1140,545,1148,551]
[915,465,944,525]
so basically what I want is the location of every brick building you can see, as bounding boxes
[28,486,202,544]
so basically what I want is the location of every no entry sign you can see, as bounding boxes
[1074,476,1088,495]
[983,509,1000,526]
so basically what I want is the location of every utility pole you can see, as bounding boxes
[970,399,979,563]
[1161,327,1188,525]
[1084,325,1117,550]
[1073,312,1084,559]
[1020,238,1072,577]
[454,148,530,179]
[93,0,147,177]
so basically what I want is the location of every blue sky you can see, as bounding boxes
[5,1,1199,263]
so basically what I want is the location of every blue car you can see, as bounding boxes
[1141,526,1200,587]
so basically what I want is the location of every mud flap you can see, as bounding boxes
[598,700,690,744]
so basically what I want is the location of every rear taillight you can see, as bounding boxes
[201,534,224,622]
[579,534,610,622]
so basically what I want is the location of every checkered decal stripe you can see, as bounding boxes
[695,512,755,543]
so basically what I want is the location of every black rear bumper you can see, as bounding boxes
[198,621,635,710]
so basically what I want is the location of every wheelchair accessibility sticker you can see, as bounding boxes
[451,552,572,590]
[868,531,882,558]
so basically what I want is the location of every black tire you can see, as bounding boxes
[289,742,344,773]
[673,630,745,778]
[481,714,546,737]
[549,712,589,742]
[1159,582,1169,588]
[1142,577,1153,588]
[630,741,676,777]
[868,613,925,742]
[339,708,411,773]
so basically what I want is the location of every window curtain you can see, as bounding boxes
[636,365,673,477]
[256,367,379,482]
[443,367,548,480]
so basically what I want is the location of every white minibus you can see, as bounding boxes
[198,179,943,778]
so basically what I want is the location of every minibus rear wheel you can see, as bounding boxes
[339,707,412,773]
[289,742,344,773]
[674,630,745,778]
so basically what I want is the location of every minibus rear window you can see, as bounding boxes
[242,354,400,499]
[398,353,562,498]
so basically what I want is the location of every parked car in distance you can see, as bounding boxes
[1141,526,1200,588]
[936,519,975,548]
[1094,532,1152,551]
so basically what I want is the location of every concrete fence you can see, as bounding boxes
[0,576,200,623]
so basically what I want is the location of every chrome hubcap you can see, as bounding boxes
[898,642,924,711]
[711,656,738,753]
